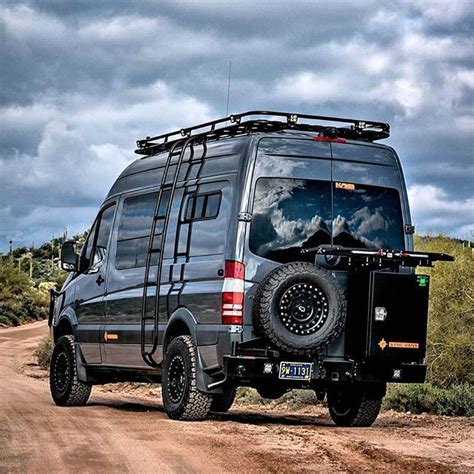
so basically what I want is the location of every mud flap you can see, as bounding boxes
[75,343,89,383]
[196,347,225,394]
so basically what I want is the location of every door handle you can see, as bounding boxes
[96,275,105,286]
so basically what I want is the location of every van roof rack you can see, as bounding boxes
[135,110,390,155]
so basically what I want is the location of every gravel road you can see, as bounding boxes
[1,320,472,473]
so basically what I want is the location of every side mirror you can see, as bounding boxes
[61,241,78,272]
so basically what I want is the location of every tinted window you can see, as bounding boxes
[82,221,97,266]
[206,193,220,217]
[80,204,116,271]
[333,183,404,249]
[118,193,158,241]
[116,192,167,270]
[249,178,405,264]
[187,185,229,256]
[249,178,332,263]
[92,204,116,267]
[183,192,221,222]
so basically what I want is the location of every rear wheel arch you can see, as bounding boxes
[163,310,197,354]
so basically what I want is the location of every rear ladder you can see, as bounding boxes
[140,136,194,367]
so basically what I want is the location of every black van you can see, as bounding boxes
[49,111,452,426]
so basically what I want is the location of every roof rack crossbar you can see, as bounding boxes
[135,110,390,155]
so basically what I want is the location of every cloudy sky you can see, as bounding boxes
[0,0,473,252]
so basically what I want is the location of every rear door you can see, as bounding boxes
[330,142,408,250]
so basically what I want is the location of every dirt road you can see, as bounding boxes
[0,321,472,473]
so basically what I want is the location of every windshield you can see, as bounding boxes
[249,177,404,264]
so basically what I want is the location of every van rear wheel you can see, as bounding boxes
[210,387,236,413]
[327,387,382,427]
[162,335,212,420]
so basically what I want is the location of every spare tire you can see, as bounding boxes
[253,262,346,355]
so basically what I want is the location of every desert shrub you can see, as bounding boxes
[414,235,473,387]
[280,389,317,408]
[235,387,265,405]
[0,258,49,326]
[34,336,53,370]
[384,383,473,417]
[235,387,317,408]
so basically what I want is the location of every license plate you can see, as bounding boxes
[279,362,313,381]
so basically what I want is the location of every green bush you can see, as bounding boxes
[34,336,53,370]
[0,258,49,326]
[384,383,473,417]
[414,235,473,387]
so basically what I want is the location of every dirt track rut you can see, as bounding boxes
[0,321,472,473]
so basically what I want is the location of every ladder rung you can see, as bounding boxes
[148,248,161,254]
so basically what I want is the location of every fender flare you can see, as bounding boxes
[53,306,78,342]
[163,307,198,353]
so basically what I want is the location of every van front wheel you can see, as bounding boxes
[50,335,91,406]
[162,336,212,420]
[327,387,382,427]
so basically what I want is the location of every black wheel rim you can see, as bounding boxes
[52,351,71,394]
[279,283,329,335]
[330,392,352,417]
[168,355,186,403]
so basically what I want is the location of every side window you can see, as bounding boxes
[79,204,116,272]
[80,221,98,271]
[115,191,170,270]
[183,191,221,222]
[186,183,229,257]
[91,205,116,269]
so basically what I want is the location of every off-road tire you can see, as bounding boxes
[327,389,382,427]
[210,387,236,413]
[162,336,212,421]
[50,335,91,406]
[253,262,346,355]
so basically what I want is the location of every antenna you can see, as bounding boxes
[225,60,232,116]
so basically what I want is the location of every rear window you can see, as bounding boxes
[249,178,404,263]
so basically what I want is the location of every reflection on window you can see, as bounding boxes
[249,178,405,264]
[80,204,116,271]
[333,183,404,250]
[183,192,221,222]
[92,205,116,268]
[116,192,164,270]
[249,178,332,263]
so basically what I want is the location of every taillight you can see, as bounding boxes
[221,260,245,325]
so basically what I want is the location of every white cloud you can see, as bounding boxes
[408,185,474,238]
[0,121,129,203]
[0,1,473,250]
[408,0,473,27]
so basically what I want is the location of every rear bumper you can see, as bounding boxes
[224,355,426,386]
